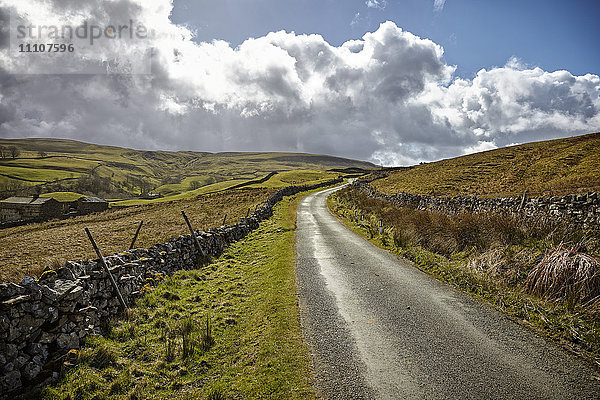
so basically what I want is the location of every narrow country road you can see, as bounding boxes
[295,186,600,400]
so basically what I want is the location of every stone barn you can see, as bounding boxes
[0,197,63,223]
[77,196,109,215]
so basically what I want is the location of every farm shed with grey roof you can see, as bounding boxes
[0,196,63,223]
[77,196,109,215]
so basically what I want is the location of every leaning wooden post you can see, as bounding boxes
[85,228,128,311]
[129,220,144,250]
[519,190,528,211]
[245,208,251,218]
[222,214,227,226]
[181,210,206,257]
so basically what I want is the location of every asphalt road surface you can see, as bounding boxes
[295,186,600,400]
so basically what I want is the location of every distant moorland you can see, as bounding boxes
[0,138,376,202]
[373,132,600,197]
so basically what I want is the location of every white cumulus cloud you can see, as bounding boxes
[0,0,599,166]
[434,0,447,13]
[366,0,387,10]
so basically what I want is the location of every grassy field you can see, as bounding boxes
[108,171,330,207]
[41,192,318,399]
[0,138,375,199]
[154,176,231,197]
[373,132,600,197]
[1,157,99,173]
[0,165,83,182]
[109,170,343,207]
[329,188,600,365]
[40,192,86,202]
[0,188,276,283]
[245,170,341,189]
[109,179,254,207]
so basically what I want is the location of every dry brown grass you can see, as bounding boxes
[0,188,276,283]
[526,245,600,306]
[334,187,565,258]
[332,187,600,292]
[373,132,600,197]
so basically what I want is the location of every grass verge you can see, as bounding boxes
[328,188,600,367]
[40,192,318,399]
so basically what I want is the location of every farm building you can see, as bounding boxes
[0,196,63,224]
[77,197,109,215]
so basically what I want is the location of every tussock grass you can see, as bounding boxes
[180,316,196,360]
[79,338,118,369]
[335,187,570,258]
[162,323,176,363]
[329,187,600,363]
[527,245,600,306]
[199,315,215,353]
[206,386,226,400]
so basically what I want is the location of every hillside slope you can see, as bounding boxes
[373,132,600,197]
[0,138,376,198]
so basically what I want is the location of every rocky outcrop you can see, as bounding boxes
[0,179,342,397]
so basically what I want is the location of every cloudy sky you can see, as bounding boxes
[0,0,599,166]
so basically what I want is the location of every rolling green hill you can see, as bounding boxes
[0,138,376,200]
[373,132,600,197]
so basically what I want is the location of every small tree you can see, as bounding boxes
[139,179,152,194]
[38,150,47,157]
[8,146,20,159]
[0,146,6,159]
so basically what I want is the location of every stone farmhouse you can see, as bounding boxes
[0,197,63,224]
[0,196,109,225]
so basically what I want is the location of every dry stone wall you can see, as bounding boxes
[351,181,600,229]
[0,179,342,398]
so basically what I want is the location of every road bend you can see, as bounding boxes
[295,185,600,400]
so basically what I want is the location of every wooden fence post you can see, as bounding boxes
[222,214,227,226]
[519,190,528,211]
[129,220,144,250]
[85,228,128,311]
[181,210,207,257]
[378,219,383,235]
